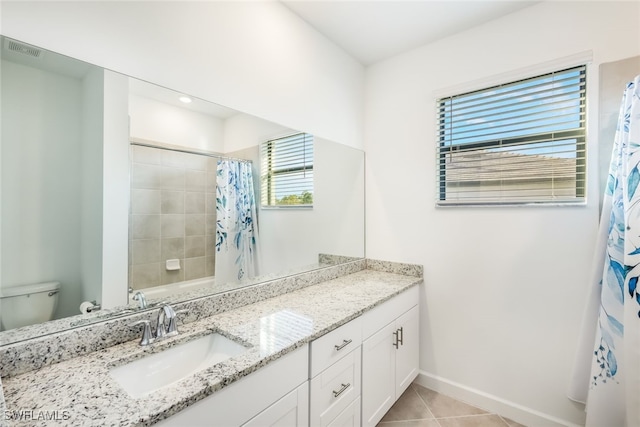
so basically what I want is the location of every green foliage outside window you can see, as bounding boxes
[276,191,313,206]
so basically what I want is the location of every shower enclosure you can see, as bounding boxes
[128,141,256,297]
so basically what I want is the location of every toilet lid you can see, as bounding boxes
[0,281,61,298]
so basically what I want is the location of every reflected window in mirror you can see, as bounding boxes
[260,133,314,207]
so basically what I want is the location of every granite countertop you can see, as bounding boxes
[0,379,6,425]
[2,269,420,427]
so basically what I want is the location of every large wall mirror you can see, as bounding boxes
[0,36,365,345]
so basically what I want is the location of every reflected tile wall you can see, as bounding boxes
[129,145,216,289]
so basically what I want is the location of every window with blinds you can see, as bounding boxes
[437,65,586,206]
[261,133,314,207]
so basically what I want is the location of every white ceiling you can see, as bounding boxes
[281,0,540,65]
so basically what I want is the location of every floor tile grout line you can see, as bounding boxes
[412,382,494,420]
[409,382,437,419]
[410,383,437,420]
[389,381,525,427]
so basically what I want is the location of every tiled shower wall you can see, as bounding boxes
[129,145,216,290]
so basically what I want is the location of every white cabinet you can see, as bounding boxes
[156,285,420,427]
[155,345,309,427]
[361,287,419,427]
[361,322,396,425]
[243,382,309,427]
[310,317,362,377]
[310,347,361,426]
[309,317,362,427]
[394,305,419,396]
[327,397,360,427]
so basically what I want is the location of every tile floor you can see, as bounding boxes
[377,381,527,427]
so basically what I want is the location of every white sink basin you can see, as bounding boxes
[109,333,248,398]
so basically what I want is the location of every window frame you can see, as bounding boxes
[436,64,587,207]
[260,132,314,209]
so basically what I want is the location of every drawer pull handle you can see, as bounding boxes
[332,383,350,398]
[398,326,404,346]
[393,330,399,349]
[334,339,352,351]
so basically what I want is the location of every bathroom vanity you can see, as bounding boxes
[0,260,421,426]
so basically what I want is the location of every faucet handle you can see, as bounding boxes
[167,309,189,335]
[130,320,154,346]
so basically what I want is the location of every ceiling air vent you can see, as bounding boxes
[5,39,42,58]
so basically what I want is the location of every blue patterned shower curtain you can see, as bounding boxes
[215,160,258,284]
[569,76,640,426]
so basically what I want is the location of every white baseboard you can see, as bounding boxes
[414,371,584,427]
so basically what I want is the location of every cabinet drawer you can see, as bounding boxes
[310,346,361,427]
[362,286,418,339]
[310,316,362,377]
[327,397,360,427]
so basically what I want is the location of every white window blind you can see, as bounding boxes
[437,65,586,206]
[261,133,314,207]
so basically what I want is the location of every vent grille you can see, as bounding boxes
[6,39,42,58]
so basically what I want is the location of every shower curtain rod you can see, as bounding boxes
[130,137,252,164]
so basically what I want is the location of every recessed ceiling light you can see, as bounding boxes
[179,96,192,104]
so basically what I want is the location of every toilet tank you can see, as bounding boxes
[0,281,61,331]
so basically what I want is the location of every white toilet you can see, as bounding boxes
[0,281,61,331]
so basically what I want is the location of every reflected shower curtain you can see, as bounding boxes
[569,76,640,426]
[215,160,258,284]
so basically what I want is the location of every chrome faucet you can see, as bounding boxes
[132,291,148,309]
[130,304,187,346]
[155,303,178,339]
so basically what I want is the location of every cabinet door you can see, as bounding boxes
[395,305,419,397]
[361,322,396,427]
[243,382,309,427]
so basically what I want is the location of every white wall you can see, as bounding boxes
[256,137,366,275]
[0,59,128,316]
[309,137,365,260]
[101,71,130,309]
[224,113,292,154]
[0,1,364,150]
[0,59,83,319]
[225,116,365,276]
[364,2,640,426]
[80,66,104,306]
[129,94,226,152]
